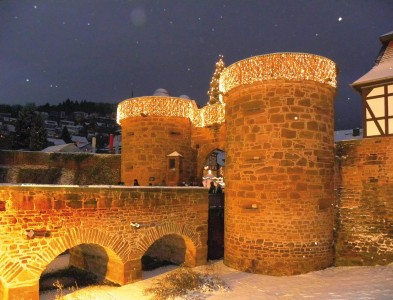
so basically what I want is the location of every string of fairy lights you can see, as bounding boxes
[116,96,225,127]
[219,53,337,94]
[117,53,337,128]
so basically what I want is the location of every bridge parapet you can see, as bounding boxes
[0,185,208,300]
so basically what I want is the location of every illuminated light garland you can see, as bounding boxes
[117,96,225,128]
[219,53,338,94]
[117,53,336,127]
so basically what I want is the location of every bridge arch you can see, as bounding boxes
[28,227,130,287]
[135,223,201,268]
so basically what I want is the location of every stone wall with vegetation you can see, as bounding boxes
[0,150,121,185]
[334,137,393,266]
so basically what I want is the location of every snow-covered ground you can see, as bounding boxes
[41,260,393,300]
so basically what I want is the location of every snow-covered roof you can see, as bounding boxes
[334,129,363,142]
[352,32,393,91]
[47,138,66,146]
[42,143,81,153]
[71,136,89,148]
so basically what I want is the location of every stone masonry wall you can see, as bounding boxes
[0,185,208,300]
[224,79,336,275]
[120,116,196,186]
[334,137,393,266]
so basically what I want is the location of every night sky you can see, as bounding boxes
[0,0,392,130]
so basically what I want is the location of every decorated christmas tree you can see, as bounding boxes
[207,55,225,105]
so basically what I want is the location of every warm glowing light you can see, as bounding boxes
[117,53,337,128]
[219,52,337,94]
[117,96,225,127]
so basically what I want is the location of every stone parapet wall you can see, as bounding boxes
[334,138,393,265]
[0,150,121,185]
[0,185,208,299]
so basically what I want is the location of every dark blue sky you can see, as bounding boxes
[0,0,392,129]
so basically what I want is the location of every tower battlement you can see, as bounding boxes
[117,96,225,128]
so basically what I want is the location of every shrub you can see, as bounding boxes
[144,266,228,300]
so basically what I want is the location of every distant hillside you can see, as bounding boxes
[0,99,117,117]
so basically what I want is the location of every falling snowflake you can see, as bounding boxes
[33,5,38,9]
[315,33,319,36]
[338,17,343,21]
[26,78,30,82]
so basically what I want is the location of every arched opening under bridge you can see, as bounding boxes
[39,244,121,299]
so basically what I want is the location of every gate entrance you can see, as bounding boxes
[208,194,224,259]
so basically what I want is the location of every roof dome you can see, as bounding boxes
[153,88,170,96]
[179,94,190,99]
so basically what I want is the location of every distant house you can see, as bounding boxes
[47,138,66,146]
[71,135,91,152]
[73,111,89,121]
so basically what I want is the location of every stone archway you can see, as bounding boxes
[40,228,130,282]
[135,223,203,270]
[1,227,131,300]
[197,143,225,182]
[141,234,195,272]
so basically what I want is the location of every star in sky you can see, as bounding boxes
[0,0,392,130]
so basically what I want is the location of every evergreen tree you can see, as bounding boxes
[13,104,35,149]
[207,54,225,105]
[0,127,12,150]
[61,126,72,143]
[13,104,47,150]
[29,115,48,151]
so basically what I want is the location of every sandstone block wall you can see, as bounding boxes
[224,79,336,275]
[0,185,208,300]
[334,138,393,265]
[120,116,196,186]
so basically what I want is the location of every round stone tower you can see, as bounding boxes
[220,53,338,275]
[117,95,198,186]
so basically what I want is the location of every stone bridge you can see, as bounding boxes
[0,185,208,300]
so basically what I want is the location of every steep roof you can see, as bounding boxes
[352,31,393,92]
